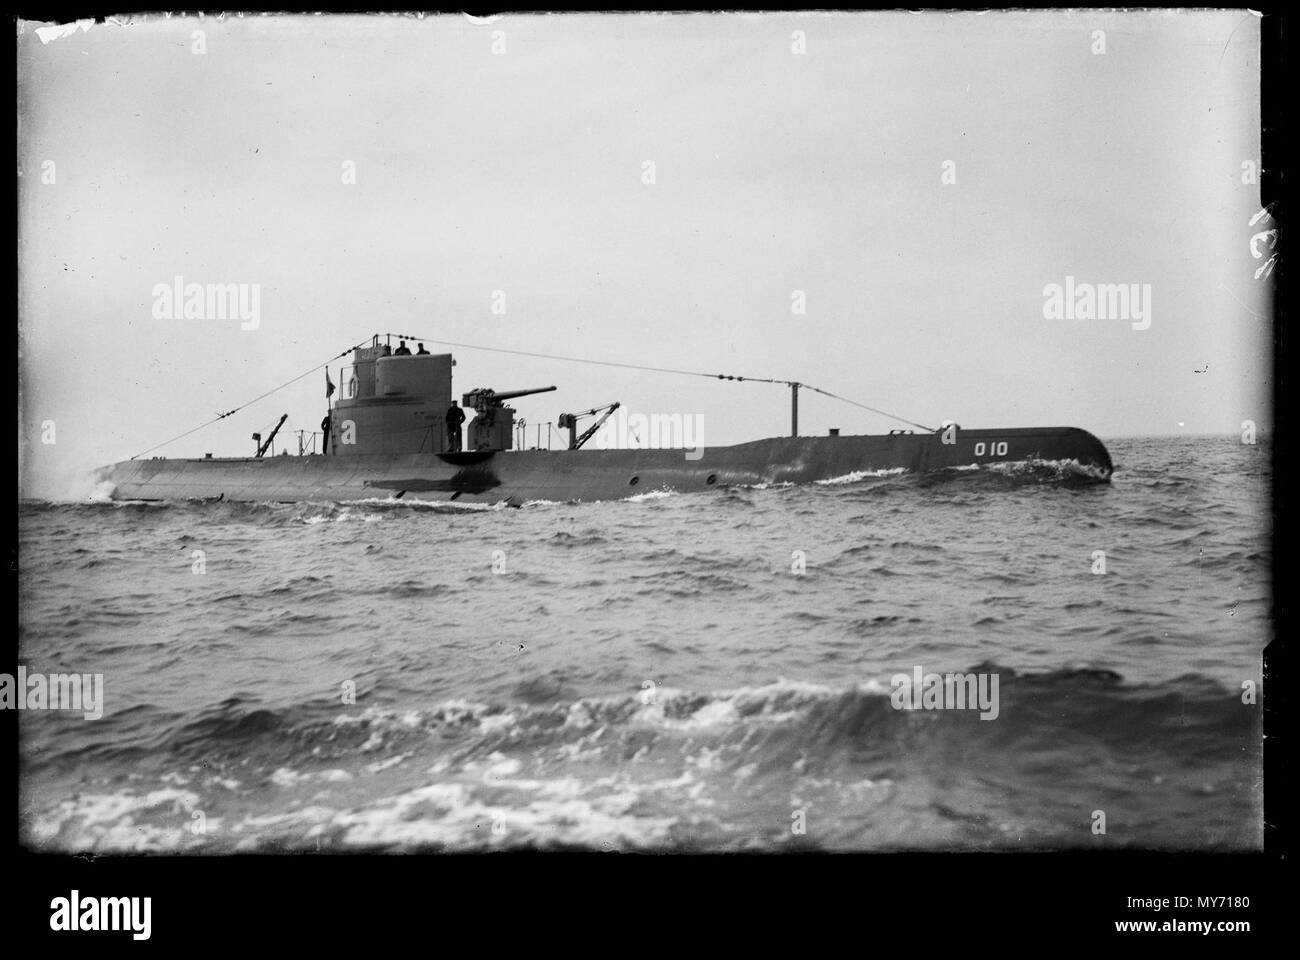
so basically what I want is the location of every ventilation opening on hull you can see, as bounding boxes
[629,476,640,487]
[705,474,717,485]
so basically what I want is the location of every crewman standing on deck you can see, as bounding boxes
[446,400,465,452]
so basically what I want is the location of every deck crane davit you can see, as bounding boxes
[557,402,621,451]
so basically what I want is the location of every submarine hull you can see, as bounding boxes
[98,427,1113,504]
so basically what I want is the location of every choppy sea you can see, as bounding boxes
[17,436,1269,852]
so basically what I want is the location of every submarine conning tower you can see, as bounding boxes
[327,338,455,455]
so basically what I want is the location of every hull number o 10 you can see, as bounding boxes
[974,441,1008,457]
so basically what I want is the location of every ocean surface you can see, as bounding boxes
[17,436,1269,852]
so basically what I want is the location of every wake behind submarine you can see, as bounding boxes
[97,333,1114,504]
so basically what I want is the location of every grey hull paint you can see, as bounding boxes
[98,427,1113,504]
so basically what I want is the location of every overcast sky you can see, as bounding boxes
[18,11,1268,499]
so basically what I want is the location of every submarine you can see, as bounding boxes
[97,334,1114,504]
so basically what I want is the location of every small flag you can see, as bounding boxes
[325,368,335,398]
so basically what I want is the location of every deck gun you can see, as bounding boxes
[461,386,557,451]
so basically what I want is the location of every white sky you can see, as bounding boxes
[18,11,1270,499]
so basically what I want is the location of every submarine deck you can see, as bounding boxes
[100,428,1113,504]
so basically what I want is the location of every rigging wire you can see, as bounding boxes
[128,337,371,459]
[799,384,934,433]
[390,333,934,433]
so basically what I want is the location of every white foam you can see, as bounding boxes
[644,697,739,731]
[625,489,676,502]
[26,788,205,852]
[477,712,518,735]
[484,754,522,778]
[390,497,508,511]
[88,479,118,502]
[365,753,408,774]
[270,767,308,787]
[815,467,909,485]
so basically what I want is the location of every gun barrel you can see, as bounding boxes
[492,385,557,402]
[462,385,558,412]
[465,385,558,407]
